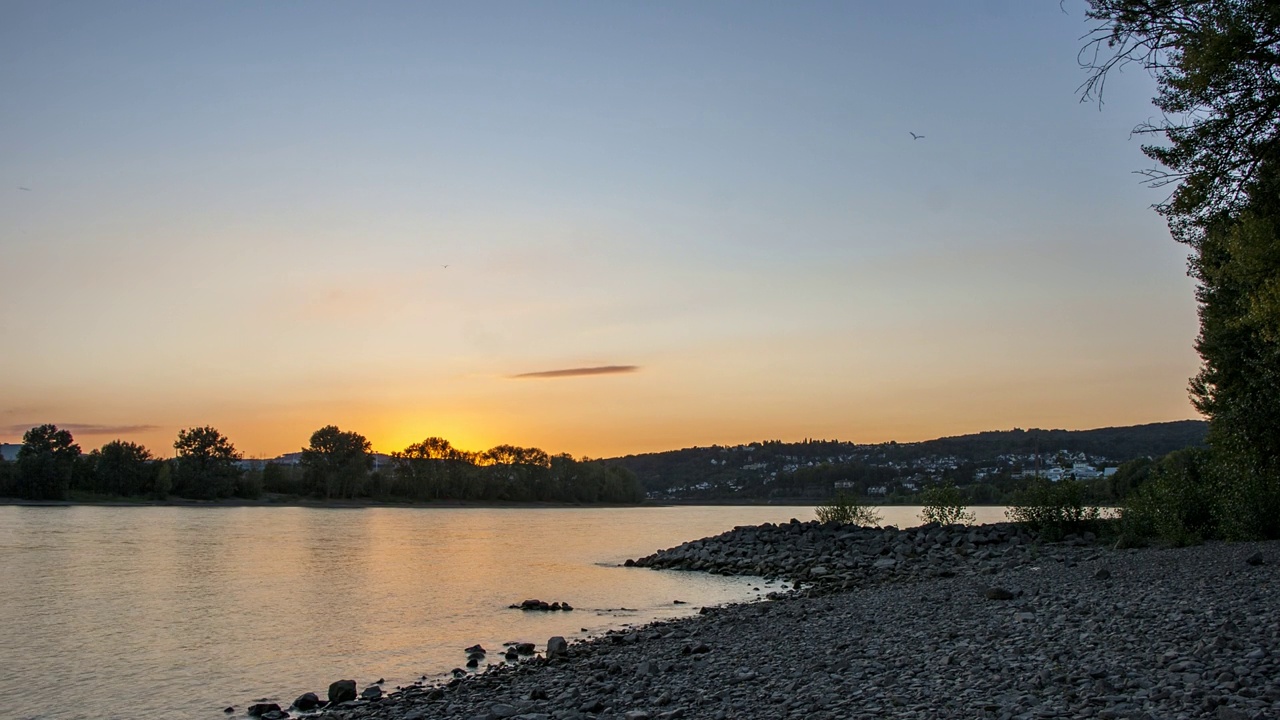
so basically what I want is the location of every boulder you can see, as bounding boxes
[465,644,486,654]
[360,685,382,700]
[1245,551,1265,566]
[328,679,357,705]
[515,642,536,655]
[546,636,568,658]
[247,703,281,717]
[292,693,321,711]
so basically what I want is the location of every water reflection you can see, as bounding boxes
[0,504,1003,719]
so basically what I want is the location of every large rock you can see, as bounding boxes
[291,692,321,711]
[247,703,281,717]
[546,636,568,658]
[328,679,357,704]
[360,685,382,700]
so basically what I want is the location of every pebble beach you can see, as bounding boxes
[285,521,1278,720]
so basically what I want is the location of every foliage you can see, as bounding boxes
[1006,478,1103,540]
[1121,448,1217,545]
[1082,0,1280,242]
[16,424,82,500]
[1187,167,1280,539]
[815,491,882,526]
[1084,0,1280,540]
[918,482,976,525]
[301,425,373,499]
[172,426,243,500]
[87,440,155,497]
[0,454,14,497]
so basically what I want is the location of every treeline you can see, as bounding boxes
[611,421,1207,498]
[0,424,643,505]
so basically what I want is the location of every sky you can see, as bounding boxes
[0,1,1202,459]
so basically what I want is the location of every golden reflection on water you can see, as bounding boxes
[0,504,1006,719]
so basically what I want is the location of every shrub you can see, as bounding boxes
[1006,478,1102,540]
[918,482,976,525]
[815,491,882,526]
[1120,448,1214,546]
[1123,446,1280,544]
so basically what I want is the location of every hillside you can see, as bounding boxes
[598,420,1208,502]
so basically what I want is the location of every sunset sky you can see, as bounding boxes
[0,1,1200,459]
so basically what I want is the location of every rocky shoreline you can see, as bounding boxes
[263,520,1277,720]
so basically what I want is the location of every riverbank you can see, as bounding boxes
[0,495,654,509]
[305,528,1278,720]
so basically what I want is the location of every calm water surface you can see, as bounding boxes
[0,505,1008,720]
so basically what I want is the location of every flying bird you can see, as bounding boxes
[442,264,449,269]
[909,132,924,140]
[18,186,32,191]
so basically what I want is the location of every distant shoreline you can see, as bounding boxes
[0,496,667,509]
[0,496,1024,510]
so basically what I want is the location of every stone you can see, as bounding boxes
[1245,552,1264,566]
[292,692,321,711]
[985,587,1016,600]
[247,703,281,716]
[328,679,357,705]
[515,642,536,655]
[490,703,519,718]
[547,636,568,658]
[262,712,288,720]
[465,644,486,654]
[360,685,382,700]
[1094,568,1111,580]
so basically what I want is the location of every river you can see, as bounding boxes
[0,504,1011,719]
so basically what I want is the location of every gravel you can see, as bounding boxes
[311,526,1279,720]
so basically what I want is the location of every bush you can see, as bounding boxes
[1006,478,1102,540]
[1120,448,1215,546]
[1123,446,1280,544]
[815,491,882,526]
[918,482,976,525]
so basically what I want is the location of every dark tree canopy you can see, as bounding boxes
[1083,0,1280,539]
[301,425,373,499]
[88,440,156,497]
[173,426,243,499]
[16,424,81,500]
[1081,0,1280,243]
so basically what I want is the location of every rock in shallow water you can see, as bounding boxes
[327,679,356,704]
[291,692,321,711]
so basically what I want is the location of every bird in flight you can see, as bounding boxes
[442,264,449,269]
[18,186,32,191]
[909,132,924,140]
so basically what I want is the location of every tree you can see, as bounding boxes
[1081,0,1280,244]
[88,440,155,497]
[15,424,81,500]
[1083,0,1280,538]
[172,426,243,499]
[301,425,372,499]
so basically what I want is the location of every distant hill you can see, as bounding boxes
[598,420,1207,500]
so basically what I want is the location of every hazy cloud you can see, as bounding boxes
[2,423,160,436]
[510,365,639,380]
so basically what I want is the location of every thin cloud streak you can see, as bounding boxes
[510,365,640,380]
[2,423,160,436]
